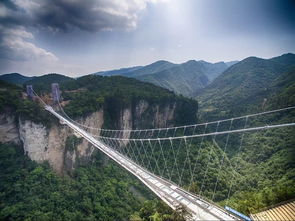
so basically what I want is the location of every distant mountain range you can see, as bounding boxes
[93,59,238,96]
[0,73,72,85]
[1,53,293,111]
[95,66,142,76]
[197,53,295,119]
[0,73,35,85]
[1,59,238,97]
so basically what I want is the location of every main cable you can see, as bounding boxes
[89,122,295,141]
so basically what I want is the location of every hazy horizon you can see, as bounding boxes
[1,52,294,78]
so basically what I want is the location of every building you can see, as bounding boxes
[250,199,295,221]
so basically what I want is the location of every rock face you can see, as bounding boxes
[19,120,68,173]
[0,101,177,174]
[124,100,176,130]
[0,113,20,144]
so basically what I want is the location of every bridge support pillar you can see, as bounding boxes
[26,85,34,98]
[51,83,60,103]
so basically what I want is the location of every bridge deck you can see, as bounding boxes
[45,105,238,221]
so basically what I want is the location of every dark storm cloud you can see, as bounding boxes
[0,0,29,27]
[33,0,138,32]
[0,0,17,10]
[1,0,150,32]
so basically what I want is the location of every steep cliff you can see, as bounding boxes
[0,101,177,174]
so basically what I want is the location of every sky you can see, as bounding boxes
[0,0,294,77]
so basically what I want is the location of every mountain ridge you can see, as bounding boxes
[197,53,295,119]
[0,73,35,85]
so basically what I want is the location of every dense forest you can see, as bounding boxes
[0,143,159,221]
[0,80,53,126]
[0,142,188,221]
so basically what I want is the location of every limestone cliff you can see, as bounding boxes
[119,100,176,131]
[17,109,104,174]
[0,100,177,174]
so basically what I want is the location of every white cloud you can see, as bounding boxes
[0,26,57,62]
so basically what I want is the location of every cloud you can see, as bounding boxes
[2,0,162,32]
[0,0,164,75]
[0,26,57,62]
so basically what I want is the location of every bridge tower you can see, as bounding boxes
[26,85,34,98]
[51,83,60,103]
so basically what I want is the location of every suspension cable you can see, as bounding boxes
[53,92,295,133]
[88,122,295,141]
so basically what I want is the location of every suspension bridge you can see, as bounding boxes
[30,87,295,221]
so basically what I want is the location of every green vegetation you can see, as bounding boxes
[60,75,198,127]
[65,136,83,152]
[136,60,227,97]
[194,53,295,215]
[223,125,295,214]
[0,80,22,111]
[0,73,34,85]
[0,80,52,126]
[0,143,153,221]
[197,53,295,120]
[25,73,74,93]
[130,200,186,221]
[125,60,177,78]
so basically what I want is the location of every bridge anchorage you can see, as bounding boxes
[31,88,295,221]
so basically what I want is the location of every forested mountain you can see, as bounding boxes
[197,53,295,119]
[0,73,35,85]
[26,73,73,84]
[225,61,239,67]
[125,60,177,77]
[134,60,229,97]
[136,60,210,97]
[25,73,75,92]
[94,66,142,76]
[95,60,176,77]
[197,60,229,81]
[95,59,232,97]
